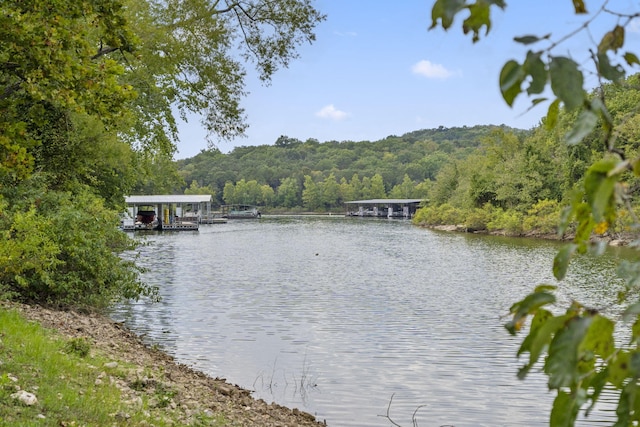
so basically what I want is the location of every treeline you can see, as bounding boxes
[414,74,640,236]
[176,74,640,237]
[176,125,525,210]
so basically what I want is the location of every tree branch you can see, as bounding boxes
[92,46,120,60]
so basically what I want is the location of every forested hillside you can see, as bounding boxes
[175,125,527,210]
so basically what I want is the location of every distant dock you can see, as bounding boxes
[344,199,424,219]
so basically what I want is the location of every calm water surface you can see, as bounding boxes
[112,216,634,427]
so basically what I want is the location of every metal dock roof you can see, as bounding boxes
[125,195,212,204]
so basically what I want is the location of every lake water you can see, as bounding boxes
[112,216,634,426]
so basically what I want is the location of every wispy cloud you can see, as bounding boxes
[316,104,349,121]
[411,60,453,79]
[629,18,640,33]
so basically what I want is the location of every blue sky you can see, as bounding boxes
[175,0,640,158]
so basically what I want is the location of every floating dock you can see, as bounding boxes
[122,194,218,231]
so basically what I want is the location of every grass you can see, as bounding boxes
[0,307,225,426]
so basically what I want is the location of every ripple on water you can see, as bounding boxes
[113,217,628,427]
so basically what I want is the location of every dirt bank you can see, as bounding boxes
[6,302,326,427]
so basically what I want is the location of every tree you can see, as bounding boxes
[0,0,324,309]
[370,173,387,199]
[321,173,341,208]
[302,175,322,211]
[389,174,418,199]
[277,176,301,208]
[431,1,640,425]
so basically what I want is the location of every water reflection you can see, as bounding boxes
[113,217,631,426]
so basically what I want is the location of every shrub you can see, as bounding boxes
[0,182,157,311]
[523,199,561,234]
[487,209,524,235]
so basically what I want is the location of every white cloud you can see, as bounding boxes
[411,60,453,79]
[316,104,349,121]
[630,18,640,33]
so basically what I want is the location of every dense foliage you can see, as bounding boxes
[0,0,324,309]
[430,1,640,426]
[175,125,523,210]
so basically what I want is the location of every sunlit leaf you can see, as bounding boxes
[463,3,491,42]
[545,99,560,130]
[565,108,598,145]
[580,315,614,360]
[553,243,577,280]
[549,56,585,111]
[545,316,592,389]
[500,60,524,106]
[609,351,631,388]
[584,159,618,223]
[534,284,557,293]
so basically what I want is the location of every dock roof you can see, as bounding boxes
[125,195,212,204]
[344,199,424,204]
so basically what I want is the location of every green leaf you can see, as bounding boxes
[514,34,549,45]
[623,302,640,323]
[549,56,585,111]
[580,314,614,360]
[550,389,583,427]
[624,52,640,67]
[500,60,524,106]
[565,108,598,145]
[545,99,560,130]
[609,351,631,388]
[597,53,626,82]
[463,3,492,42]
[505,290,556,335]
[584,159,618,223]
[598,25,624,54]
[545,315,592,389]
[430,0,466,30]
[519,313,569,380]
[585,367,609,416]
[553,243,578,280]
[518,308,553,357]
[523,50,547,95]
[534,284,558,293]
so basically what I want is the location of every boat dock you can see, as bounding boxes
[344,198,424,219]
[122,194,219,231]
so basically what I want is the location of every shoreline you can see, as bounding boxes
[6,302,326,427]
[425,224,633,247]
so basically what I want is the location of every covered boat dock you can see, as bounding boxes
[345,198,424,219]
[122,195,215,231]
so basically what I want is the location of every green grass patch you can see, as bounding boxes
[0,307,225,426]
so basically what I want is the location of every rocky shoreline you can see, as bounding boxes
[427,224,633,247]
[8,302,326,427]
